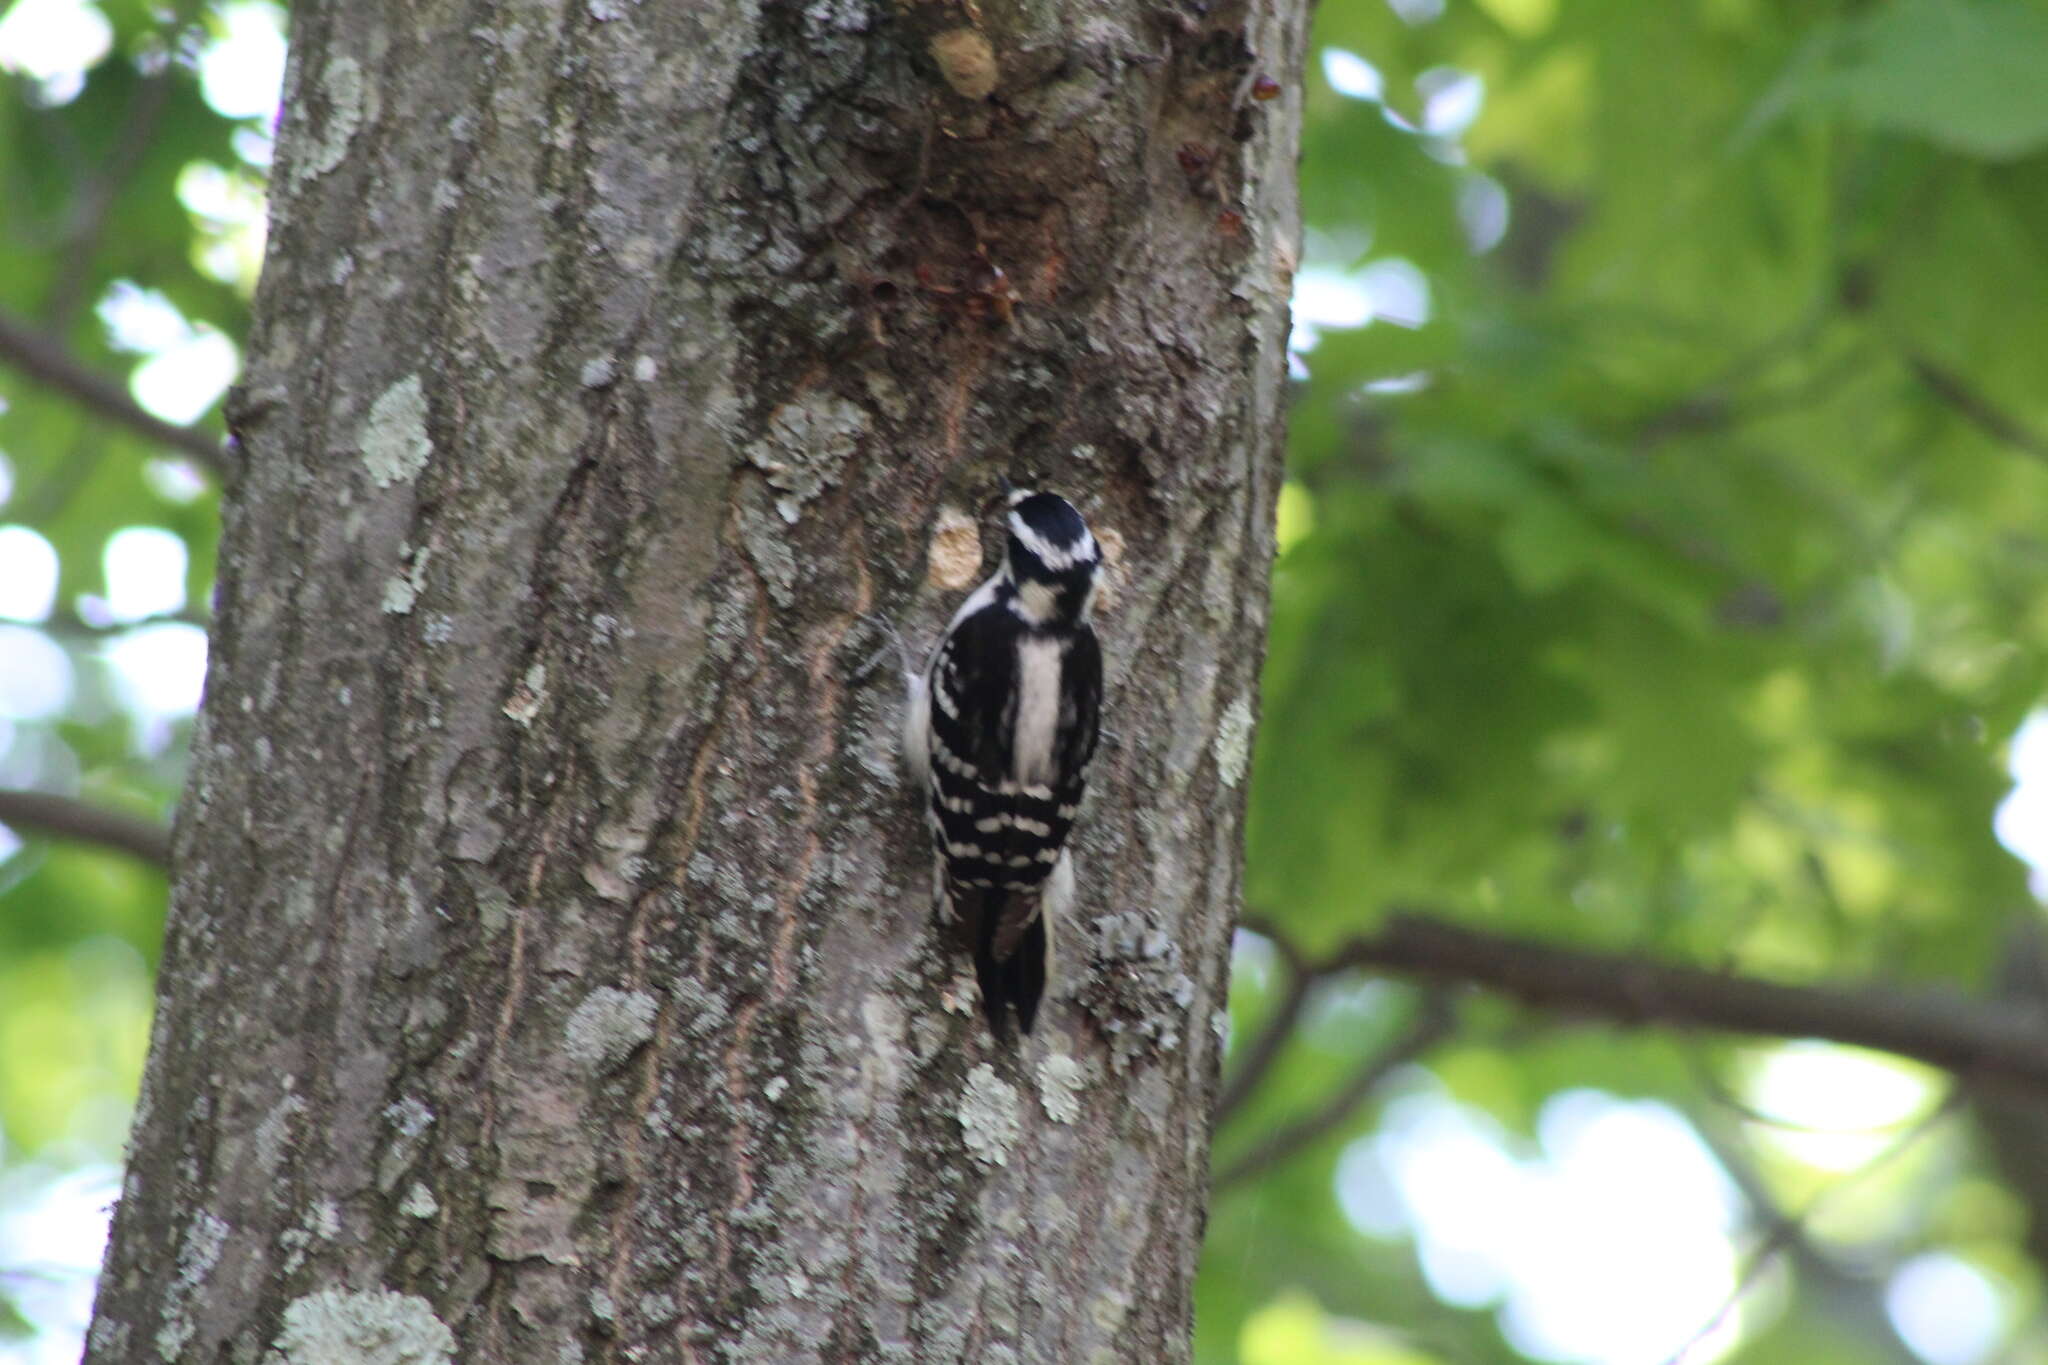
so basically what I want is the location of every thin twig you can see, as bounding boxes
[1213,993,1455,1189]
[1688,1113,1927,1365]
[1681,1042,1931,1136]
[1659,1090,1961,1365]
[43,70,176,329]
[1909,353,2048,465]
[1215,923,1316,1122]
[40,607,215,641]
[0,789,170,868]
[0,310,228,474]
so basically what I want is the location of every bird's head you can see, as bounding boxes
[1001,487,1101,625]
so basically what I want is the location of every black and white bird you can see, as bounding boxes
[903,487,1105,1035]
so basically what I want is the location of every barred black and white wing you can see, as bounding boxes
[922,608,1101,1034]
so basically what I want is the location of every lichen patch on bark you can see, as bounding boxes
[1213,694,1255,788]
[359,374,431,488]
[274,1289,454,1365]
[958,1063,1024,1166]
[563,986,659,1071]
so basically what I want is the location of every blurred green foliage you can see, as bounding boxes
[1208,0,2048,1360]
[0,0,241,1342]
[3,0,2047,1361]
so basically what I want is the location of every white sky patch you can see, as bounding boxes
[132,331,238,426]
[0,525,59,621]
[143,458,211,505]
[1291,251,1432,349]
[1386,0,1445,24]
[1229,928,1282,1004]
[177,161,262,226]
[1418,67,1485,138]
[0,451,14,506]
[0,625,73,719]
[179,162,270,292]
[1290,269,1376,353]
[1994,711,2048,897]
[1349,1084,1744,1365]
[232,123,275,169]
[197,1,287,121]
[1742,1042,1940,1172]
[1886,1253,2007,1365]
[1359,259,1431,328]
[103,622,208,718]
[97,283,241,424]
[0,0,110,83]
[1296,269,1375,330]
[1364,371,1434,395]
[1363,1094,1522,1304]
[1460,172,1511,253]
[0,1164,118,1364]
[1321,47,1384,102]
[98,282,191,354]
[102,526,189,623]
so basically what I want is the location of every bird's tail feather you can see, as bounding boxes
[973,906,1048,1035]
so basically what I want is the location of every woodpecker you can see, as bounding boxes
[903,487,1104,1035]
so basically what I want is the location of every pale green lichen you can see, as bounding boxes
[381,547,429,614]
[1089,1286,1134,1335]
[736,499,799,607]
[85,1317,129,1360]
[155,1211,230,1359]
[564,986,658,1071]
[1083,912,1198,1068]
[254,1087,305,1172]
[361,375,432,487]
[298,56,366,185]
[1213,694,1254,788]
[744,391,868,522]
[275,1288,454,1365]
[399,1183,439,1219]
[502,663,546,726]
[280,1200,339,1275]
[377,1097,435,1191]
[958,1063,1022,1166]
[1037,1053,1086,1124]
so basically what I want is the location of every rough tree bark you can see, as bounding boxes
[86,0,1301,1360]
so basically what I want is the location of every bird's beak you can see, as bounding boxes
[982,475,1016,515]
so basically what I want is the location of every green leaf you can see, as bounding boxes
[1808,0,2048,160]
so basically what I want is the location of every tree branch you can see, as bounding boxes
[0,790,170,868]
[41,607,214,641]
[1213,993,1455,1189]
[0,311,227,475]
[1214,925,1316,1123]
[1300,912,2048,1095]
[1659,1093,1959,1365]
[1686,1111,1929,1365]
[1909,353,2048,465]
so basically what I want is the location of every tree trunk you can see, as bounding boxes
[86,0,1300,1359]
